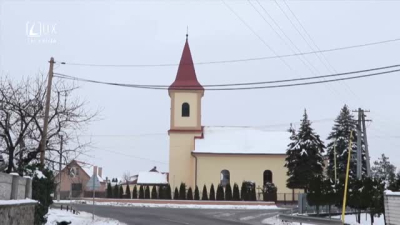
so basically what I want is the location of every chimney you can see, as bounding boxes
[98,167,103,178]
[93,166,98,176]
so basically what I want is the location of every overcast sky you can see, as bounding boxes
[1,0,400,179]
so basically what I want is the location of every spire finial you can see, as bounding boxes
[186,26,189,40]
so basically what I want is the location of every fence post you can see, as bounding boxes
[10,174,20,200]
[25,177,32,199]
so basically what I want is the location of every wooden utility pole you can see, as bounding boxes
[362,111,372,177]
[57,135,63,201]
[40,57,55,166]
[356,108,362,179]
[353,108,372,179]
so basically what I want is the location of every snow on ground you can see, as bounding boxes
[262,214,384,225]
[332,213,385,225]
[45,208,126,225]
[78,200,279,210]
[0,199,37,205]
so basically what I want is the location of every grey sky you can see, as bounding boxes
[1,0,400,179]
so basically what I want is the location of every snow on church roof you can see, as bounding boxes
[137,172,168,185]
[194,126,289,155]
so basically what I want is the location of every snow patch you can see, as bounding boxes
[385,190,400,196]
[45,208,126,225]
[0,199,37,205]
[137,171,168,184]
[34,169,46,179]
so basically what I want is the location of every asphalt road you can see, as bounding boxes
[73,204,285,225]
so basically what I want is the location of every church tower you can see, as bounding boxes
[168,37,204,189]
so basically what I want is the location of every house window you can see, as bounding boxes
[182,103,190,117]
[263,170,273,184]
[220,170,230,187]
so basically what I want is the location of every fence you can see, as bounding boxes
[384,191,400,225]
[0,172,32,200]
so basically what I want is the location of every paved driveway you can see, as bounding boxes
[73,204,285,225]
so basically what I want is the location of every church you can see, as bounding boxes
[168,37,300,197]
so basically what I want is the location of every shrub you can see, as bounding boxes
[202,185,208,200]
[194,186,200,200]
[187,187,193,200]
[233,183,240,201]
[225,183,233,201]
[179,183,186,200]
[216,184,224,200]
[151,186,158,199]
[209,184,216,200]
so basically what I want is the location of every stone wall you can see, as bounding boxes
[384,191,400,225]
[0,173,13,200]
[0,203,36,225]
[0,173,32,200]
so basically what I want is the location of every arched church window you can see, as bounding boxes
[220,170,230,187]
[263,170,273,184]
[182,102,190,117]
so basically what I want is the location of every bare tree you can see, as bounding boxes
[0,75,97,173]
[123,171,131,183]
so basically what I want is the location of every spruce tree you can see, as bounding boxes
[225,183,233,201]
[202,185,208,200]
[209,184,216,200]
[113,184,119,198]
[119,185,124,198]
[179,183,186,200]
[151,186,158,199]
[187,187,193,200]
[194,186,200,200]
[107,182,112,198]
[285,110,326,192]
[159,186,165,199]
[145,186,150,199]
[216,184,225,200]
[166,184,172,199]
[233,183,240,201]
[326,105,365,181]
[173,187,179,200]
[241,182,247,201]
[371,154,397,186]
[132,185,138,199]
[125,184,131,199]
[139,185,144,199]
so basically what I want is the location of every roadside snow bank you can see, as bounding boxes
[45,208,126,225]
[0,199,37,205]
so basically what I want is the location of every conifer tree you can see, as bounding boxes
[139,185,144,199]
[285,110,326,192]
[132,185,138,199]
[173,187,179,200]
[187,187,193,200]
[166,184,172,199]
[107,182,112,198]
[233,183,240,201]
[113,184,119,198]
[326,105,365,181]
[151,186,158,199]
[216,184,225,200]
[202,185,208,200]
[119,185,124,198]
[372,154,397,186]
[158,186,165,199]
[241,182,247,201]
[179,183,186,200]
[225,183,233,201]
[194,186,200,200]
[209,184,216,200]
[125,184,131,199]
[145,186,150,199]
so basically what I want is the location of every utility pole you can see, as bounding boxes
[353,108,372,179]
[356,108,362,179]
[361,110,372,177]
[40,57,55,166]
[57,135,63,202]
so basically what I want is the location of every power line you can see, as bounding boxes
[54,66,400,90]
[55,37,400,68]
[54,63,400,88]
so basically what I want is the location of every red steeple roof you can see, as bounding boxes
[169,39,204,91]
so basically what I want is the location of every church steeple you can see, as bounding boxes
[169,39,204,91]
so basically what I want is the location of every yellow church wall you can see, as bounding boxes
[169,132,201,190]
[195,153,299,195]
[170,91,202,130]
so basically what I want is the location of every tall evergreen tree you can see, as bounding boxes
[145,186,150,199]
[225,183,233,201]
[187,187,193,200]
[173,187,179,200]
[202,185,208,200]
[166,184,172,199]
[119,185,124,198]
[139,185,145,199]
[179,183,186,200]
[285,110,326,192]
[209,184,216,200]
[125,184,131,199]
[159,186,165,199]
[233,183,240,201]
[132,185,138,199]
[107,182,112,198]
[326,105,366,181]
[113,184,119,198]
[151,186,158,199]
[194,186,200,200]
[216,184,225,200]
[241,182,247,201]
